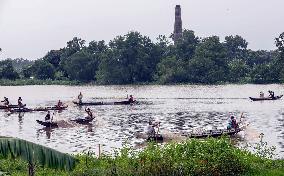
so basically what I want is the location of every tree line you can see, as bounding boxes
[1,30,284,84]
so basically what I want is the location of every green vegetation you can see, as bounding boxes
[0,137,283,175]
[1,31,284,85]
[0,137,77,176]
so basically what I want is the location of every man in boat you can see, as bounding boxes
[128,95,135,103]
[85,108,94,120]
[268,90,275,98]
[146,121,160,137]
[78,92,83,104]
[45,111,53,122]
[18,97,23,108]
[56,100,64,108]
[260,92,264,98]
[1,97,9,106]
[227,116,239,130]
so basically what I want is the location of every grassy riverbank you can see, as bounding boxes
[0,79,80,86]
[0,138,283,176]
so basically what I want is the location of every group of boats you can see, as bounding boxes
[1,91,282,142]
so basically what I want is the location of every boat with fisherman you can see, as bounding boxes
[249,90,283,101]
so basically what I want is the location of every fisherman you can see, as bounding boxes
[1,97,9,106]
[18,97,23,108]
[146,121,156,137]
[128,95,134,103]
[268,90,275,98]
[146,121,160,137]
[85,108,93,120]
[45,111,52,122]
[227,116,239,130]
[57,100,63,108]
[260,91,264,98]
[78,92,83,104]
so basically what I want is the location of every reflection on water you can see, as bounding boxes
[0,84,284,158]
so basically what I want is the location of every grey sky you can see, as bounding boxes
[0,0,283,60]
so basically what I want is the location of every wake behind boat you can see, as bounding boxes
[249,95,283,101]
[73,100,136,106]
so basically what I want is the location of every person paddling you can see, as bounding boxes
[18,97,24,108]
[56,100,63,108]
[128,95,135,103]
[45,111,53,122]
[78,92,83,104]
[85,108,94,120]
[1,97,9,106]
[146,121,160,137]
[268,90,275,98]
[227,116,239,130]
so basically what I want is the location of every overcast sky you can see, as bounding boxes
[0,0,283,60]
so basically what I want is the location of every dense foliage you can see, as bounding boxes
[0,138,283,175]
[1,30,284,84]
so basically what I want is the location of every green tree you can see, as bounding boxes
[174,30,199,61]
[224,35,248,60]
[0,59,19,80]
[96,31,158,84]
[155,56,187,84]
[33,60,55,80]
[0,137,76,176]
[187,36,228,83]
[43,50,63,68]
[228,59,249,82]
[64,51,99,82]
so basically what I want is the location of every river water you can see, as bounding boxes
[0,85,283,158]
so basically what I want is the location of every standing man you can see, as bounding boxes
[78,92,83,104]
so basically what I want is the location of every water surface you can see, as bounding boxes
[0,84,283,158]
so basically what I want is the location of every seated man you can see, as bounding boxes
[227,116,239,130]
[57,100,64,108]
[85,108,94,120]
[45,111,52,122]
[18,97,23,108]
[146,121,156,137]
[1,97,9,106]
[128,95,134,103]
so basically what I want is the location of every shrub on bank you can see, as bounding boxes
[0,137,283,176]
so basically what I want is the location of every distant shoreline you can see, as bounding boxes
[0,79,283,86]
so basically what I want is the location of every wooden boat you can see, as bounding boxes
[36,120,58,128]
[249,95,283,101]
[73,100,135,106]
[182,128,241,139]
[147,134,164,142]
[9,108,32,113]
[0,104,26,109]
[33,106,68,111]
[9,106,68,113]
[71,117,94,124]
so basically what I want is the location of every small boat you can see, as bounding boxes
[71,117,94,124]
[147,134,164,142]
[0,104,26,109]
[249,95,283,101]
[9,108,32,113]
[33,106,68,111]
[9,106,68,113]
[73,101,135,106]
[183,128,241,139]
[36,120,58,128]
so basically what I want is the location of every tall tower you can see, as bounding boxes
[174,5,182,43]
